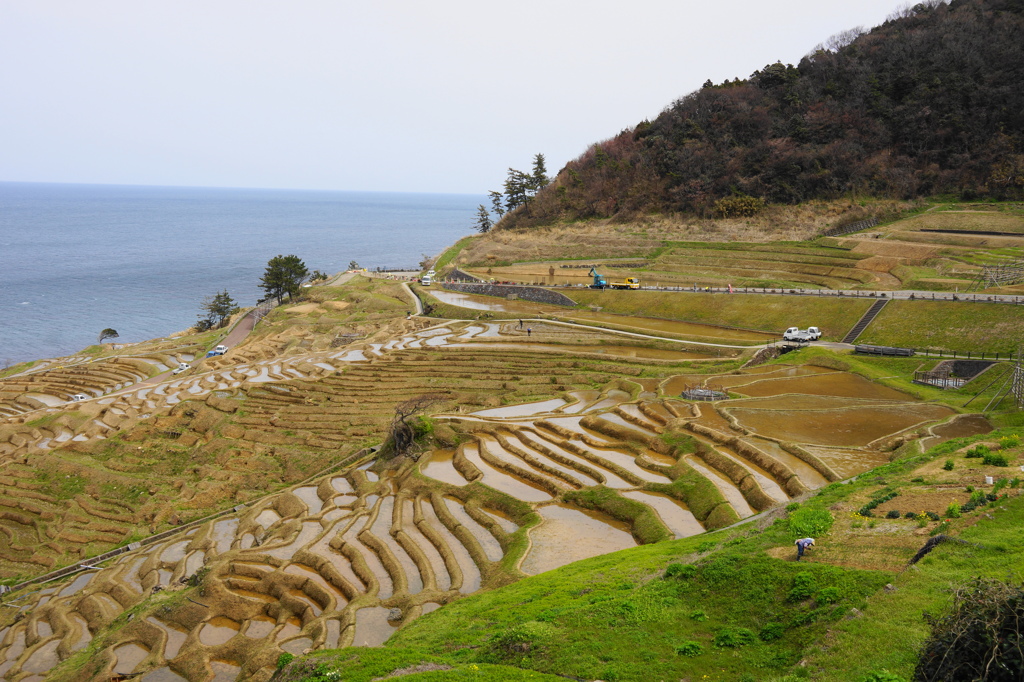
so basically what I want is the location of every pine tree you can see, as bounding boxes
[488,190,505,218]
[530,153,549,194]
[474,205,493,233]
[504,168,531,212]
[260,255,309,304]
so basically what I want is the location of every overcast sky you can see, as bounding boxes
[1,0,905,194]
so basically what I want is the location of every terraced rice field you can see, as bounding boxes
[0,287,972,682]
[0,358,957,681]
[0,319,735,577]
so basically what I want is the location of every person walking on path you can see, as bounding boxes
[518,319,523,329]
[527,327,532,337]
[795,537,815,561]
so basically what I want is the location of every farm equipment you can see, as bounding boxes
[589,268,640,290]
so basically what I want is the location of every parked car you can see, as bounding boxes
[172,363,191,374]
[783,327,811,342]
[205,345,229,358]
[68,393,89,402]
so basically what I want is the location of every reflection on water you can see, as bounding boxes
[352,606,398,647]
[429,291,509,311]
[113,642,150,675]
[198,617,240,646]
[471,398,567,418]
[521,504,636,575]
[622,491,703,539]
[729,403,955,447]
[420,449,468,486]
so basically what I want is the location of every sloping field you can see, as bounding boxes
[856,299,1024,354]
[564,290,873,341]
[889,207,1024,234]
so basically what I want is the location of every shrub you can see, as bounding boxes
[965,445,990,458]
[858,490,900,517]
[788,572,817,602]
[915,578,1024,682]
[689,609,708,622]
[926,511,941,521]
[886,510,901,519]
[713,627,757,648]
[904,511,918,519]
[983,452,1010,467]
[664,563,696,579]
[788,508,834,537]
[696,540,717,553]
[999,434,1021,448]
[759,622,785,641]
[277,653,294,670]
[488,621,556,658]
[816,586,843,604]
[712,194,765,218]
[946,502,962,518]
[675,641,704,657]
[943,459,955,471]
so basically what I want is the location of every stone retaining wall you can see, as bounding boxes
[440,282,576,307]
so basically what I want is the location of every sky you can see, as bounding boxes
[1,0,907,195]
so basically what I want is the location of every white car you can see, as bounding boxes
[172,363,191,375]
[68,393,89,402]
[783,327,811,342]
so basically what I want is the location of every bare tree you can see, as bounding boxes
[386,394,443,460]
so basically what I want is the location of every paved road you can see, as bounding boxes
[434,277,1024,305]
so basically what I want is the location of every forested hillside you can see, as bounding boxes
[505,0,1024,228]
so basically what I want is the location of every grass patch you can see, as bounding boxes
[858,299,1024,355]
[564,290,872,341]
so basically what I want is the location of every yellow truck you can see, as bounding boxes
[610,277,641,290]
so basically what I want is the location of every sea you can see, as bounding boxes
[0,182,482,365]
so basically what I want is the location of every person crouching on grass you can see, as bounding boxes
[795,537,815,561]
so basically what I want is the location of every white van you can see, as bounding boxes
[421,274,433,286]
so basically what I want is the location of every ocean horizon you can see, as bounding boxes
[1,181,481,365]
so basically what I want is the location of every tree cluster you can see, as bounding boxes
[474,153,549,233]
[504,0,1024,228]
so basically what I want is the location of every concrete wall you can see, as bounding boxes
[440,282,576,307]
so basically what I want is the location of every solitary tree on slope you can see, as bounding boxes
[196,291,239,331]
[474,205,493,233]
[260,254,309,305]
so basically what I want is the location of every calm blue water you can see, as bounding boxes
[1,182,480,364]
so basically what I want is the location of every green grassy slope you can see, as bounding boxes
[856,299,1024,355]
[564,290,873,340]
